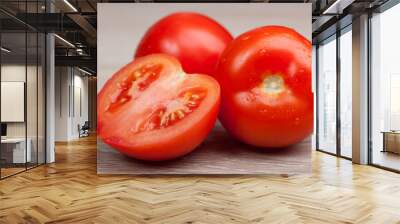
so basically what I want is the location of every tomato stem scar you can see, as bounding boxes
[262,75,285,94]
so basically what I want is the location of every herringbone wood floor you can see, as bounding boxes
[1,135,400,224]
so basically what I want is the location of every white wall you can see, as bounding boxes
[312,45,317,150]
[55,66,69,141]
[1,65,36,138]
[1,65,26,138]
[54,67,89,141]
[71,73,89,138]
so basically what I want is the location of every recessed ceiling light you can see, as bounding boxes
[322,0,354,15]
[54,34,75,48]
[63,0,78,12]
[78,67,93,76]
[1,47,11,53]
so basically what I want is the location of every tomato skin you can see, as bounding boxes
[98,54,220,161]
[215,26,313,148]
[135,12,233,76]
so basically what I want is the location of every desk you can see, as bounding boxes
[1,138,31,163]
[382,131,400,154]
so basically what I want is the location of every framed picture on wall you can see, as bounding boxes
[97,3,313,175]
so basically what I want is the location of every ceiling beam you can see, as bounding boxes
[55,55,96,72]
[67,13,97,39]
[322,0,356,14]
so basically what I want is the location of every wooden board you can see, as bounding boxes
[97,123,311,174]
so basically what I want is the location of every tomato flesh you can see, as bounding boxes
[132,87,207,133]
[106,64,163,113]
[98,54,220,161]
[215,26,313,148]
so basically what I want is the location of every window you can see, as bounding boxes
[370,3,400,171]
[339,27,352,158]
[317,36,337,154]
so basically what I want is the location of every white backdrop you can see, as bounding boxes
[97,3,311,90]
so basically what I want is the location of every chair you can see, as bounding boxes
[79,121,90,138]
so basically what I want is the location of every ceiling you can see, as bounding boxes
[0,0,390,74]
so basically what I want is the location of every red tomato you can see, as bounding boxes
[98,54,220,161]
[135,12,233,76]
[215,26,313,148]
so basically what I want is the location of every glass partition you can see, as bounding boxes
[1,31,28,177]
[0,2,46,179]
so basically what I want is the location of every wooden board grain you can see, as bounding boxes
[97,123,311,174]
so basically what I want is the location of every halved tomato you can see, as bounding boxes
[98,54,220,161]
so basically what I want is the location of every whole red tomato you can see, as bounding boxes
[98,54,220,161]
[215,26,313,148]
[135,12,233,75]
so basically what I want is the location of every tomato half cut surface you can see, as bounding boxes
[215,26,313,148]
[98,54,220,161]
